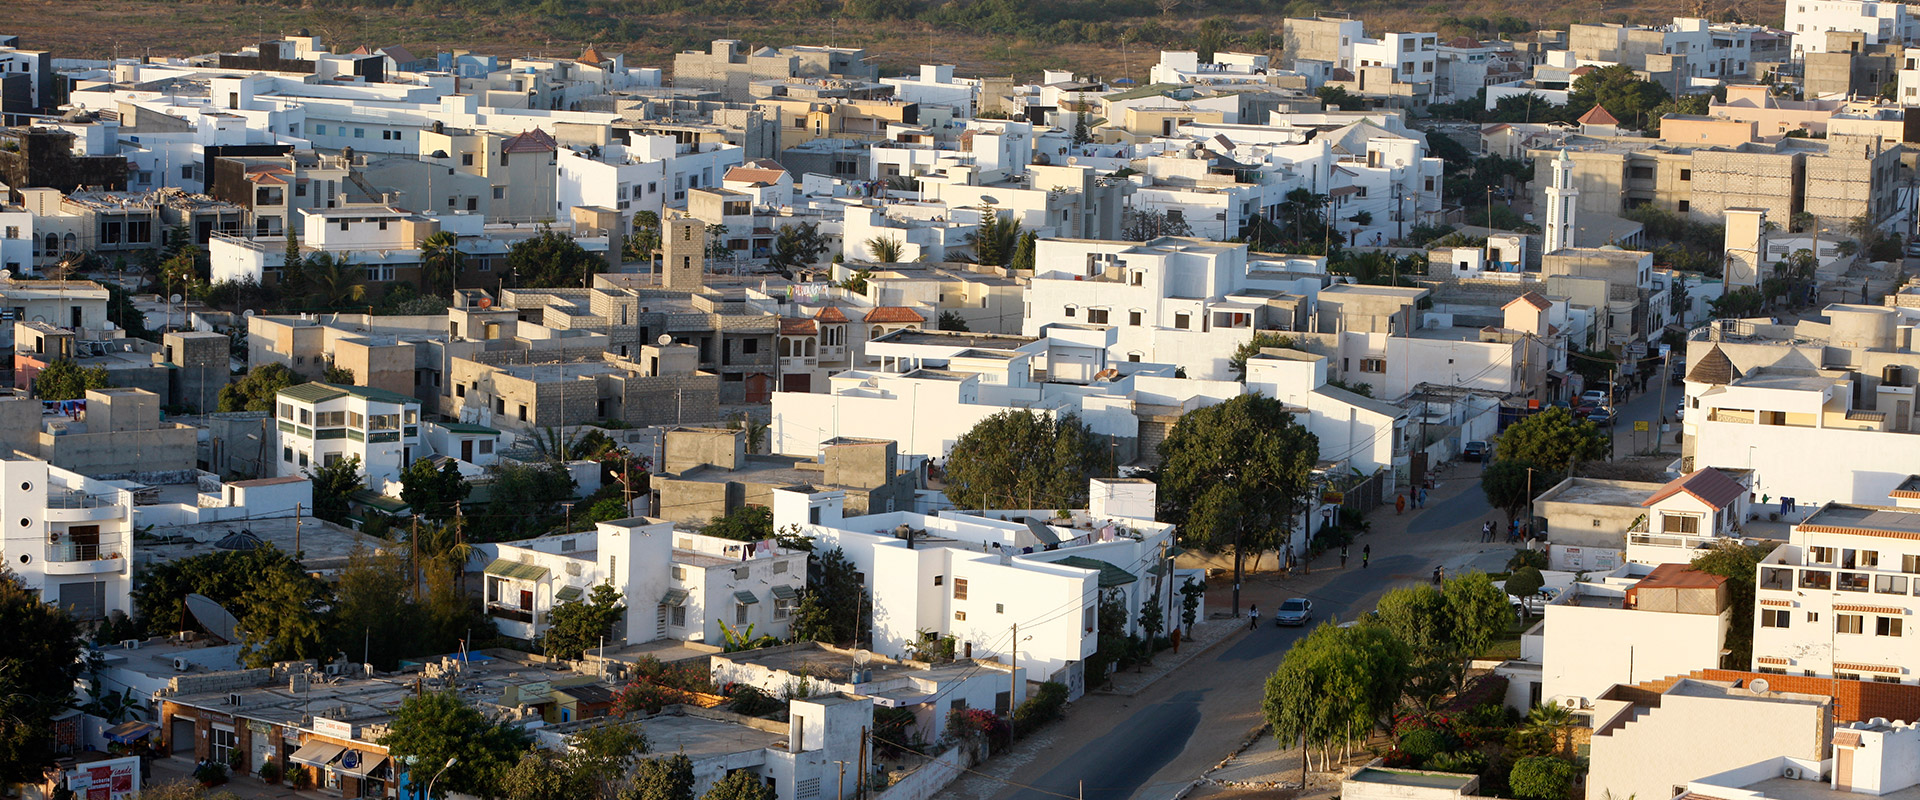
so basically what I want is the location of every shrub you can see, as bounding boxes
[1442,675,1511,714]
[1510,756,1580,800]
[946,708,1012,753]
[1012,681,1069,734]
[258,762,282,784]
[289,765,313,790]
[1398,728,1455,764]
[1428,750,1488,774]
[727,685,780,717]
[1507,550,1549,571]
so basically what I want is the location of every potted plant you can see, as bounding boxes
[289,765,313,790]
[258,761,282,784]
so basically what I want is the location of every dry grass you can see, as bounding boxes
[17,0,1731,81]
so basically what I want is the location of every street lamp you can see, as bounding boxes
[425,756,457,799]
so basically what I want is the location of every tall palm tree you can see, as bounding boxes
[865,236,905,263]
[419,230,466,296]
[303,252,367,311]
[527,426,584,462]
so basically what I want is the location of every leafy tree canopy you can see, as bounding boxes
[624,754,697,800]
[542,583,626,661]
[400,457,472,522]
[700,769,776,800]
[378,691,532,798]
[1690,539,1772,667]
[1494,408,1608,474]
[0,572,84,784]
[307,454,365,526]
[944,410,1105,511]
[219,363,299,413]
[1481,458,1541,524]
[1263,622,1410,766]
[33,359,111,401]
[508,227,600,289]
[702,505,773,543]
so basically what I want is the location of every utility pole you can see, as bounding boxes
[1008,623,1018,741]
[294,502,302,558]
[833,760,849,800]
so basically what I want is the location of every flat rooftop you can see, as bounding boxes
[1734,369,1842,393]
[1348,768,1477,790]
[718,643,1000,684]
[675,455,824,487]
[1540,478,1659,507]
[644,712,785,758]
[1735,777,1920,800]
[141,516,396,572]
[1801,504,1920,537]
[880,329,1039,349]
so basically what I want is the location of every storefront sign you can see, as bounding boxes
[67,756,139,800]
[313,718,354,740]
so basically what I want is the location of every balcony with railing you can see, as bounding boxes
[45,489,130,523]
[45,532,128,575]
[486,603,535,624]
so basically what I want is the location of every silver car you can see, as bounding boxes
[1274,598,1313,626]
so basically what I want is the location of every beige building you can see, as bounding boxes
[653,428,918,525]
[405,127,561,223]
[443,345,719,431]
[672,40,877,102]
[29,388,197,479]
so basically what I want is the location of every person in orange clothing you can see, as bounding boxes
[1396,494,1407,515]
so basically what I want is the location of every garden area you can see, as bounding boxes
[1381,676,1586,800]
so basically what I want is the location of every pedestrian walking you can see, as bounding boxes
[1248,605,1260,630]
[1432,565,1445,585]
[1396,494,1406,515]
[1340,544,1349,569]
[1418,487,1428,508]
[1483,521,1494,542]
[1362,544,1371,568]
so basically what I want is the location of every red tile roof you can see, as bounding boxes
[1635,563,1727,590]
[725,165,789,187]
[501,128,557,154]
[863,307,924,324]
[814,307,849,323]
[379,46,419,65]
[1643,468,1746,509]
[1508,291,1551,310]
[1571,65,1598,76]
[1578,105,1620,125]
[578,46,605,65]
[780,317,818,336]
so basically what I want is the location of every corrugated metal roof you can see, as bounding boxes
[484,558,551,581]
[771,585,799,600]
[734,590,760,605]
[555,585,583,602]
[279,382,348,404]
[661,588,688,606]
[1051,556,1137,587]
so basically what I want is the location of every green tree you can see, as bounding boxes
[1507,566,1545,620]
[509,226,600,288]
[700,768,775,800]
[321,357,355,384]
[1643,93,1711,135]
[1157,394,1319,614]
[301,252,368,310]
[1263,622,1410,771]
[31,359,111,401]
[235,567,327,668]
[379,691,531,798]
[937,310,971,332]
[1690,539,1771,667]
[862,236,904,263]
[570,722,650,787]
[420,230,467,296]
[1072,111,1092,144]
[1567,64,1671,129]
[702,505,773,542]
[131,545,314,636]
[499,749,593,800]
[1315,85,1367,111]
[1510,756,1581,800]
[1494,407,1608,474]
[1526,703,1578,757]
[543,583,626,660]
[1373,573,1512,699]
[307,454,365,526]
[1481,458,1541,525]
[623,754,697,800]
[218,363,299,412]
[329,548,421,670]
[792,547,869,645]
[705,223,734,263]
[400,457,472,522]
[944,410,1105,511]
[1009,230,1038,271]
[0,572,84,785]
[1228,332,1298,379]
[769,222,830,274]
[478,462,577,538]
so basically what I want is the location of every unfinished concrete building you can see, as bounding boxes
[653,429,918,525]
[443,343,719,431]
[671,40,877,102]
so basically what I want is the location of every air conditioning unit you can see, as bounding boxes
[324,663,342,677]
[1783,767,1800,780]
[121,639,141,650]
[172,657,191,672]
[1562,697,1579,708]
[227,692,242,706]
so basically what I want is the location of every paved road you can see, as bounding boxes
[953,464,1510,800]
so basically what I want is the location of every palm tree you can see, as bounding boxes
[1527,702,1579,756]
[527,426,584,462]
[865,236,905,263]
[419,230,465,296]
[303,252,366,311]
[967,207,1022,267]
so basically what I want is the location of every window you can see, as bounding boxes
[1083,605,1096,633]
[1063,305,1077,318]
[1129,310,1143,326]
[210,728,237,765]
[315,124,327,135]
[774,597,794,621]
[1799,569,1832,590]
[1861,550,1881,568]
[1876,616,1903,637]
[743,338,759,354]
[1173,312,1190,330]
[353,128,365,139]
[1904,554,1920,574]
[299,409,312,425]
[1679,169,1691,181]
[1840,572,1870,592]
[1086,308,1109,325]
[735,603,750,625]
[493,187,505,200]
[953,578,969,600]
[933,575,944,586]
[1810,546,1835,564]
[1677,200,1690,212]
[1807,611,1819,623]
[283,446,293,463]
[670,606,686,626]
[1761,609,1790,628]
[1360,358,1387,373]
[954,610,967,621]
[1837,613,1865,634]
[298,452,309,467]
[1875,574,1907,595]
[996,603,1005,614]
[1874,675,1902,683]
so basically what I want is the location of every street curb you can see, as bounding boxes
[1096,621,1251,698]
[1175,723,1280,799]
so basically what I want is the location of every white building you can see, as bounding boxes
[1350,32,1440,85]
[553,134,744,222]
[475,521,806,645]
[0,459,136,621]
[1787,0,1914,53]
[0,209,33,275]
[1751,501,1920,684]
[710,642,1025,742]
[1147,51,1280,89]
[270,382,423,489]
[770,478,1176,698]
[1586,677,1833,800]
[880,65,980,116]
[1532,562,1733,709]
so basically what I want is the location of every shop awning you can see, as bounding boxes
[770,585,799,600]
[734,590,760,605]
[336,751,388,778]
[660,589,688,606]
[288,741,347,767]
[104,721,158,743]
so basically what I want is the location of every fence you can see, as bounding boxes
[873,741,982,800]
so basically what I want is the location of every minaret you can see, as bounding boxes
[1544,149,1578,254]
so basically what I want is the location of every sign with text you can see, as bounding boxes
[313,718,355,740]
[67,756,139,800]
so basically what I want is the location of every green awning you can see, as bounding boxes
[771,585,799,600]
[734,590,760,605]
[555,586,583,602]
[484,558,551,581]
[660,589,688,606]
[1052,556,1138,588]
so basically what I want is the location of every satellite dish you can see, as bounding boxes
[1749,678,1771,694]
[184,593,241,644]
[170,294,183,304]
[0,270,11,281]
[244,309,255,317]
[656,333,673,346]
